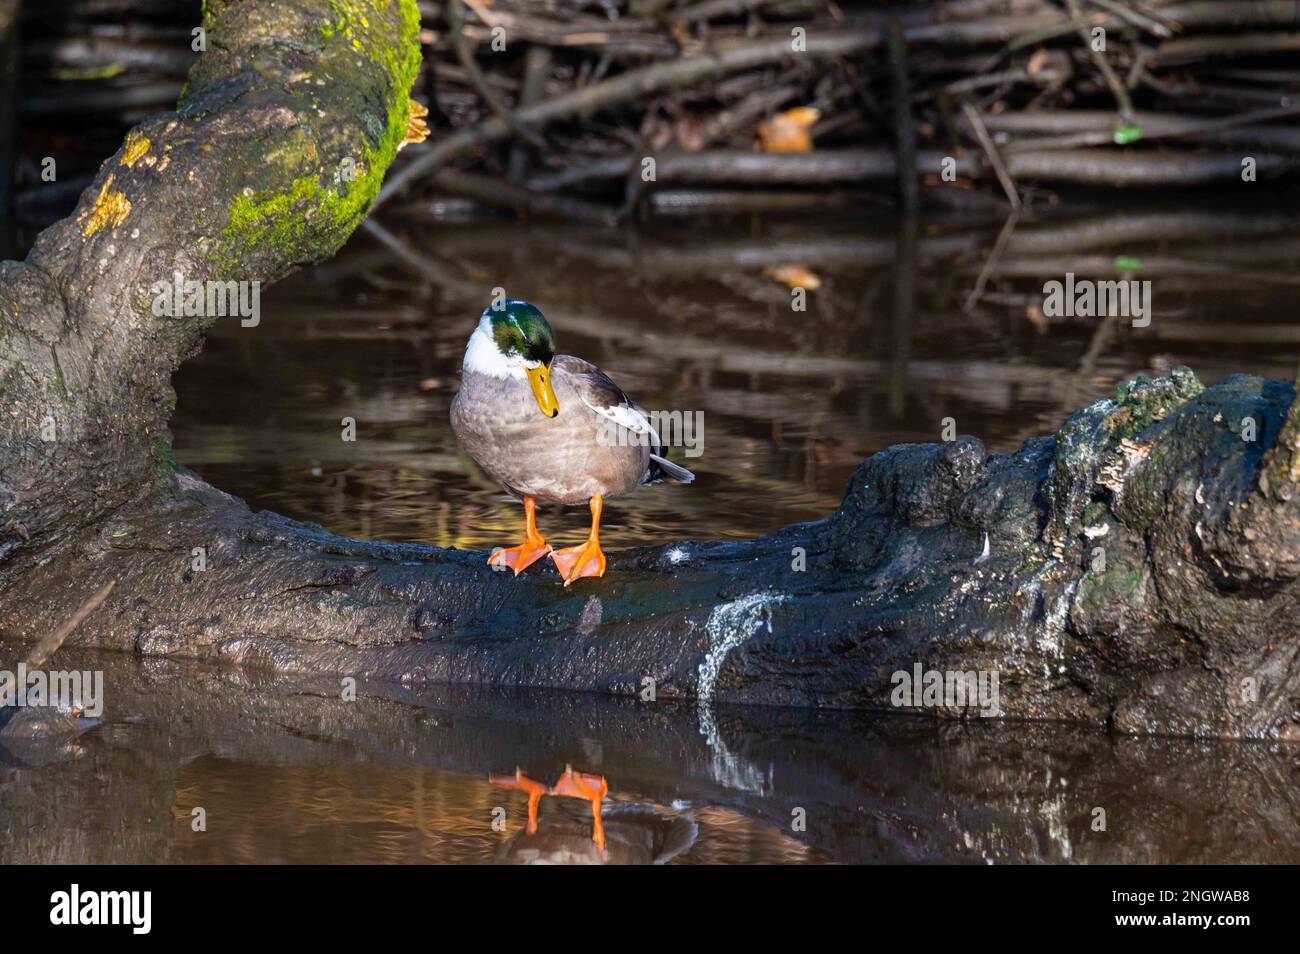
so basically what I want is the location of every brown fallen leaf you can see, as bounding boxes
[641,109,707,152]
[757,106,821,153]
[764,265,821,289]
[1026,48,1049,78]
[1026,302,1048,334]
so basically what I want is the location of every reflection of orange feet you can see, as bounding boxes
[550,540,606,586]
[551,764,608,850]
[489,769,548,835]
[488,495,552,576]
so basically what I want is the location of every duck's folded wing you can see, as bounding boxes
[558,355,659,443]
[556,355,694,485]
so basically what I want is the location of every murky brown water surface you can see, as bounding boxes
[4,650,1298,864]
[169,207,1300,551]
[6,206,1300,863]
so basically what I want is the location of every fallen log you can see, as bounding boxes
[2,0,1300,744]
[3,367,1300,741]
[529,150,908,191]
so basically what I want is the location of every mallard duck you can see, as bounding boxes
[451,299,694,585]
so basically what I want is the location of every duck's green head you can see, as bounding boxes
[477,299,560,417]
[486,299,556,367]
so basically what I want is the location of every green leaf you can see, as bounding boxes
[1113,124,1143,145]
[51,63,126,81]
[1115,255,1142,274]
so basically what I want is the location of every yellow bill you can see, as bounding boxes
[526,364,559,417]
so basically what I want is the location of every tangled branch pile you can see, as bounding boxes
[10,0,1300,230]
[386,0,1300,219]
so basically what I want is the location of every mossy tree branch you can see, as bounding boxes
[0,0,421,551]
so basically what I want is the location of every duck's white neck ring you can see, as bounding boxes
[463,316,528,381]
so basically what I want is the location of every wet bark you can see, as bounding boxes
[2,0,1300,742]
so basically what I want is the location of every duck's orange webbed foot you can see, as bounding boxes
[551,764,608,851]
[489,540,552,575]
[550,540,606,586]
[550,496,607,586]
[488,496,552,575]
[489,768,548,835]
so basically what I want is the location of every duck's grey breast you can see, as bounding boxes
[451,369,649,505]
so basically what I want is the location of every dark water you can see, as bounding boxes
[169,206,1300,551]
[7,206,1300,864]
[4,650,1298,864]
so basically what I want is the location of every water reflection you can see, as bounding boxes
[490,766,608,849]
[2,650,1297,864]
[493,805,699,865]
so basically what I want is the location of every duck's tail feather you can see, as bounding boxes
[649,454,695,485]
